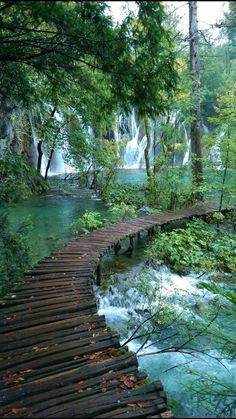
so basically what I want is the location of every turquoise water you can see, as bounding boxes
[96,252,236,418]
[117,168,235,207]
[1,189,109,265]
[117,168,147,184]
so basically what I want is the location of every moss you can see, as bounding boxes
[0,153,48,203]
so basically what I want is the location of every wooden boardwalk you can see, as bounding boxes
[0,205,223,418]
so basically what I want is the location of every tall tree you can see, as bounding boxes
[124,1,178,179]
[189,1,203,193]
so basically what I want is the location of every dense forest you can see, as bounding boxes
[0,1,235,418]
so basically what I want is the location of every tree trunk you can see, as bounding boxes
[189,1,203,196]
[153,119,159,175]
[44,148,54,180]
[37,141,43,173]
[144,115,152,178]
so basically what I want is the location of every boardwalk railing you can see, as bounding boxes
[0,205,225,418]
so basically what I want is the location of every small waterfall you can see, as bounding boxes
[208,130,224,169]
[123,126,142,168]
[121,109,147,169]
[28,109,75,176]
[47,151,66,175]
[182,123,191,166]
[28,110,39,168]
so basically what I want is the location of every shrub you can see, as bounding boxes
[108,203,137,222]
[0,214,32,297]
[101,183,146,208]
[144,168,194,210]
[72,211,106,235]
[146,218,236,275]
[0,153,48,203]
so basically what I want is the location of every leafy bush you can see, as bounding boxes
[0,153,48,203]
[72,211,106,235]
[144,168,194,210]
[146,218,236,275]
[72,204,138,236]
[0,214,32,297]
[108,203,137,222]
[101,183,146,208]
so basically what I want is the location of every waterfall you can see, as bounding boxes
[120,110,191,169]
[120,109,147,169]
[182,123,191,166]
[29,109,76,176]
[123,126,142,168]
[208,130,224,169]
[28,110,39,168]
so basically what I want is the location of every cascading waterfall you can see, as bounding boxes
[116,109,192,169]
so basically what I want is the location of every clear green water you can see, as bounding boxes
[0,189,109,265]
[116,167,235,206]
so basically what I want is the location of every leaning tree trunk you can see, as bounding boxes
[44,148,54,181]
[144,115,152,178]
[38,106,57,175]
[189,1,203,197]
[37,141,43,173]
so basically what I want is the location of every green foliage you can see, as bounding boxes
[68,128,124,194]
[101,183,146,207]
[0,154,48,202]
[71,211,106,235]
[212,211,225,221]
[123,1,178,118]
[108,203,137,222]
[71,203,138,236]
[200,44,228,121]
[144,168,194,210]
[146,218,236,275]
[0,214,32,297]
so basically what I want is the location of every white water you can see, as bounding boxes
[117,110,192,169]
[95,266,236,418]
[29,109,76,177]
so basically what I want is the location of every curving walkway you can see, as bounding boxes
[0,205,224,418]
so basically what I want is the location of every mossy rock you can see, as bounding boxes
[0,153,48,203]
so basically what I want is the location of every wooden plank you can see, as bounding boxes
[0,353,138,406]
[1,314,106,340]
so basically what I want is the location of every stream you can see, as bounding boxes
[95,236,236,418]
